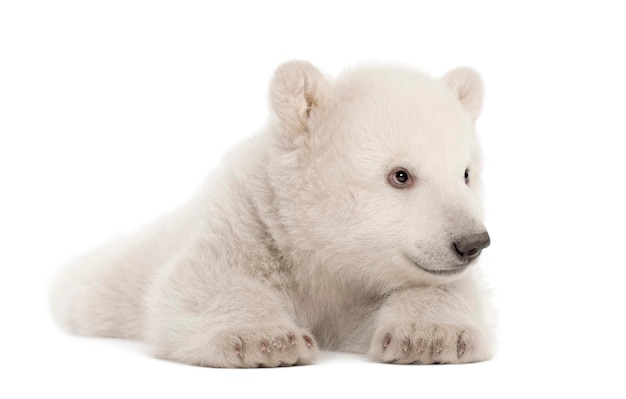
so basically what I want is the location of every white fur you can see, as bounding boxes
[50,61,493,367]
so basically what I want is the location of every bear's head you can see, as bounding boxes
[267,61,489,288]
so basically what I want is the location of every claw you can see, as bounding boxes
[383,333,392,349]
[260,341,270,353]
[415,338,426,354]
[234,337,244,358]
[401,338,411,353]
[435,339,444,354]
[457,330,471,358]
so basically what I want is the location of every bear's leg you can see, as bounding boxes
[145,255,317,368]
[367,278,492,364]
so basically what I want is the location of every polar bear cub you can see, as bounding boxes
[51,61,493,367]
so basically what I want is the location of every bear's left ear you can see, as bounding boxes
[441,67,484,123]
[270,61,330,134]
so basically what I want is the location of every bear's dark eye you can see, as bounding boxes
[464,168,470,184]
[388,168,413,188]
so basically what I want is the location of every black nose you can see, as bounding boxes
[453,232,491,260]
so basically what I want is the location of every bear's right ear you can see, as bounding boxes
[441,67,484,123]
[270,61,330,135]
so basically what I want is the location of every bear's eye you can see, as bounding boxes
[464,168,470,184]
[388,168,413,188]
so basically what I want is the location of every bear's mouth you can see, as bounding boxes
[405,256,469,276]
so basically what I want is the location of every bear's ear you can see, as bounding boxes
[270,61,330,134]
[441,67,484,123]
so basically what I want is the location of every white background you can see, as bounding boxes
[1,1,625,397]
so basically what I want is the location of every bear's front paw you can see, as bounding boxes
[369,322,489,364]
[205,325,318,368]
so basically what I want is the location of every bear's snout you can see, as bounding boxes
[453,231,490,260]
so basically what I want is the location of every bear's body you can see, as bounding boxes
[51,61,493,367]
